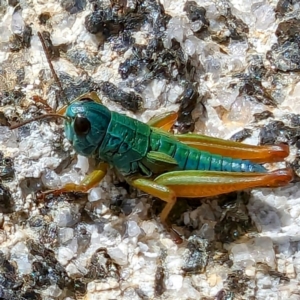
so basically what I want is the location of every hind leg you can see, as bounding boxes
[129,168,292,243]
[146,111,289,163]
[130,177,182,243]
[174,134,289,163]
[154,169,293,197]
[147,111,178,131]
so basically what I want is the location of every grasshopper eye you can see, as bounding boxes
[74,116,91,136]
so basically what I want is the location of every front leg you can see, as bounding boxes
[41,162,108,197]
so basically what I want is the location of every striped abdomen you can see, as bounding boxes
[149,129,266,173]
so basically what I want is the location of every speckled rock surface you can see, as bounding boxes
[1,0,300,299]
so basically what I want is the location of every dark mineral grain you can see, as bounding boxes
[226,270,252,298]
[275,0,297,17]
[9,24,32,52]
[84,2,144,39]
[182,236,209,274]
[0,152,14,182]
[253,111,274,122]
[222,8,248,41]
[215,192,254,243]
[275,18,300,44]
[68,48,102,69]
[230,128,252,142]
[238,76,277,106]
[0,184,14,214]
[97,81,143,112]
[38,12,51,24]
[267,16,300,72]
[183,0,209,38]
[290,114,300,127]
[184,1,209,27]
[154,266,166,296]
[259,120,300,145]
[0,90,25,106]
[85,248,120,279]
[174,83,202,134]
[109,30,135,53]
[49,73,97,105]
[0,112,9,126]
[60,0,87,14]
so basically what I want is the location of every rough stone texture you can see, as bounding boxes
[0,0,300,299]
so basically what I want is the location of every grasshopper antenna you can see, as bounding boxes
[9,32,71,130]
[10,114,70,130]
[38,31,68,105]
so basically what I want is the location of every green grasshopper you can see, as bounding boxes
[10,32,293,243]
[11,91,293,242]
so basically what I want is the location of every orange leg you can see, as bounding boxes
[146,112,289,163]
[154,168,293,198]
[129,168,292,243]
[42,163,108,196]
[174,134,289,163]
[130,178,182,243]
[147,111,178,131]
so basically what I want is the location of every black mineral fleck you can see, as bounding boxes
[85,248,120,279]
[184,1,209,30]
[259,120,300,145]
[174,82,201,134]
[222,8,248,41]
[0,152,14,182]
[275,0,297,17]
[154,251,167,297]
[290,114,300,127]
[60,0,87,14]
[226,270,252,297]
[0,251,24,299]
[120,38,196,90]
[84,4,143,39]
[154,266,165,296]
[26,241,75,291]
[97,81,143,112]
[275,18,300,45]
[48,72,97,107]
[8,0,19,7]
[9,24,32,52]
[230,128,252,142]
[0,184,14,214]
[215,192,254,243]
[67,48,101,70]
[0,112,9,126]
[209,7,249,44]
[110,30,135,53]
[38,12,51,24]
[182,236,209,274]
[238,76,277,107]
[253,111,274,122]
[0,90,25,106]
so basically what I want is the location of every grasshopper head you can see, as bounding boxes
[65,99,111,157]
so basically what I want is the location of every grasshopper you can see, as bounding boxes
[10,33,293,243]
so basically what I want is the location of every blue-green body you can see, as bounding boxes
[64,100,266,177]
